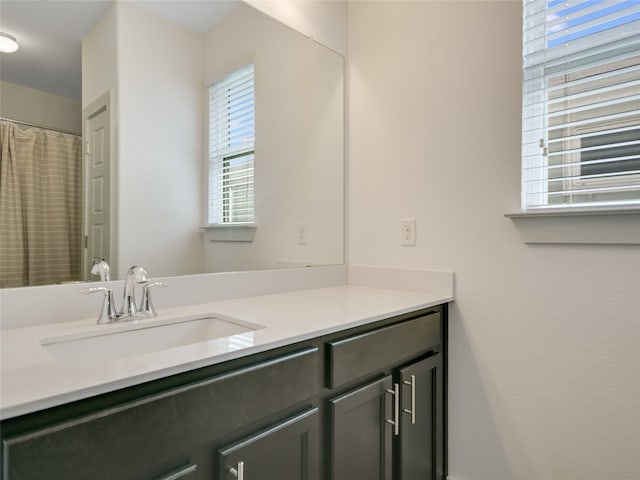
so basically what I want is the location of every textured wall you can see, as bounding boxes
[348,1,640,479]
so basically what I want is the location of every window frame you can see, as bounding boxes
[521,0,640,212]
[510,1,640,244]
[206,63,255,226]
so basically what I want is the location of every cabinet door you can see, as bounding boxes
[330,376,394,480]
[219,408,319,480]
[396,354,443,480]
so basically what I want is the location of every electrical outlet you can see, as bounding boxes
[296,224,307,245]
[400,218,416,246]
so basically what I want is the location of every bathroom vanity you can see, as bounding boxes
[0,285,450,480]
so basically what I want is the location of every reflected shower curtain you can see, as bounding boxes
[0,120,82,288]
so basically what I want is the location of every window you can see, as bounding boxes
[208,64,255,224]
[522,0,640,210]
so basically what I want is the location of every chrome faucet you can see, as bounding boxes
[81,265,167,324]
[90,259,111,281]
[121,265,149,317]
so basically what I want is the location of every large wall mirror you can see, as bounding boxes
[0,0,344,288]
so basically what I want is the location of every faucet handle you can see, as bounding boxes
[80,286,118,324]
[139,281,168,318]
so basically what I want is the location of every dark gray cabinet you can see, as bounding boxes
[1,348,319,480]
[219,408,319,480]
[329,354,444,480]
[1,305,447,480]
[330,376,394,480]
[396,354,443,480]
[327,311,445,480]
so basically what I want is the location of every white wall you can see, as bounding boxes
[82,4,118,111]
[0,81,81,134]
[203,4,344,272]
[348,2,640,480]
[111,1,205,278]
[245,0,348,56]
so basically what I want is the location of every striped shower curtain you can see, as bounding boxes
[0,120,83,288]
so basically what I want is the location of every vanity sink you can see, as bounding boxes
[40,315,262,364]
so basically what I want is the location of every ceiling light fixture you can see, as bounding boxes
[0,32,19,53]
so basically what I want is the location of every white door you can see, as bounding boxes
[83,98,110,281]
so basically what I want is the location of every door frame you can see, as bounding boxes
[82,91,116,281]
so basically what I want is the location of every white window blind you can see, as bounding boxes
[208,64,255,224]
[522,0,640,210]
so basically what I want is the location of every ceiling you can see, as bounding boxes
[0,0,241,100]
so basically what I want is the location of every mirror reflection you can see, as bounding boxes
[0,0,344,288]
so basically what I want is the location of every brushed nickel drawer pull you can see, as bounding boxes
[385,383,400,436]
[230,461,244,480]
[403,374,416,425]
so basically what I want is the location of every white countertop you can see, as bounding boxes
[0,285,451,420]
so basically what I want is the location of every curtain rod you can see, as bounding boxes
[0,117,81,136]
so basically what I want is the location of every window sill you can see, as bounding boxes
[201,224,257,242]
[505,208,640,245]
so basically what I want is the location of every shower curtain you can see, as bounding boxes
[0,120,83,288]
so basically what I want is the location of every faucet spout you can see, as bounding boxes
[90,259,110,282]
[121,265,149,317]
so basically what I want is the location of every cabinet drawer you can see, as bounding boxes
[2,348,318,480]
[327,313,440,388]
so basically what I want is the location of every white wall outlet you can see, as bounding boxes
[296,224,307,245]
[400,218,416,246]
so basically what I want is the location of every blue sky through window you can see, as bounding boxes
[546,0,640,47]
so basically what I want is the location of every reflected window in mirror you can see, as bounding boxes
[208,64,255,225]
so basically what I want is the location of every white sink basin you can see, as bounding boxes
[40,315,262,364]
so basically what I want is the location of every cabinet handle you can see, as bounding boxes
[385,383,400,436]
[402,374,416,425]
[230,461,244,480]
[154,463,197,480]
